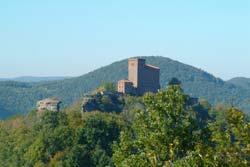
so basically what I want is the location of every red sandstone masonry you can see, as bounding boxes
[118,58,160,95]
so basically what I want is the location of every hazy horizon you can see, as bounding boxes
[0,56,250,81]
[0,1,249,80]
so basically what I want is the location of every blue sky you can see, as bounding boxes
[0,0,249,80]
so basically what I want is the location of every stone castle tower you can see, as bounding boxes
[118,58,160,95]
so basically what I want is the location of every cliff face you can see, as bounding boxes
[36,98,61,112]
[82,95,98,112]
[81,92,125,113]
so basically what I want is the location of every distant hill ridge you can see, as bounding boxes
[0,76,69,82]
[0,56,250,119]
[227,77,250,90]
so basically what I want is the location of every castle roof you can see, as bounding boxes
[145,64,160,70]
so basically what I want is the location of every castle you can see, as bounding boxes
[36,58,160,112]
[118,58,160,95]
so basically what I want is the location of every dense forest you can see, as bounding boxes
[228,77,250,91]
[0,84,249,167]
[1,56,250,119]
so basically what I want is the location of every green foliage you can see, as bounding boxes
[168,77,182,85]
[98,82,117,93]
[0,108,126,167]
[113,86,199,166]
[121,95,145,122]
[113,86,250,167]
[207,108,250,166]
[2,56,250,119]
[228,77,250,90]
[0,82,249,166]
[97,94,125,113]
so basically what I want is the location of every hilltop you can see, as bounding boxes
[1,56,250,119]
[227,77,250,90]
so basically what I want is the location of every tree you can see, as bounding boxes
[76,113,124,167]
[94,82,116,93]
[207,107,250,166]
[24,112,74,167]
[168,77,181,86]
[113,85,197,167]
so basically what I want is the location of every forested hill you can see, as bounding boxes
[1,56,250,119]
[0,76,69,82]
[227,77,250,90]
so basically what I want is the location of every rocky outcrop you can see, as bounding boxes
[81,95,98,112]
[37,98,61,112]
[81,92,124,113]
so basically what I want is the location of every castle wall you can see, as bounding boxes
[135,60,160,95]
[118,58,160,95]
[118,80,135,94]
[128,58,145,87]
